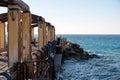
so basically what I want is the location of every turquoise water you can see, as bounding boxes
[59,35,120,80]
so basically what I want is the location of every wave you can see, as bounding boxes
[60,35,120,80]
[61,56,120,80]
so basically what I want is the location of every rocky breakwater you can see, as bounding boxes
[62,42,99,61]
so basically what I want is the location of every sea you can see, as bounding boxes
[57,35,120,80]
[6,34,120,80]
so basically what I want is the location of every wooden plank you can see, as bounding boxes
[0,23,6,51]
[46,25,48,43]
[31,14,45,22]
[15,0,30,12]
[52,27,55,40]
[47,26,51,42]
[21,12,32,61]
[38,22,44,48]
[22,12,34,78]
[43,22,47,46]
[31,28,34,42]
[31,24,38,28]
[18,18,23,61]
[50,27,54,41]
[50,26,54,41]
[8,5,20,67]
[0,0,30,12]
[0,13,7,22]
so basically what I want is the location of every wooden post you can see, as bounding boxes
[50,27,52,41]
[21,12,33,78]
[47,26,51,42]
[18,21,23,62]
[53,27,55,40]
[21,12,32,61]
[0,22,6,52]
[38,22,44,48]
[31,28,34,42]
[50,27,54,41]
[46,25,48,43]
[8,5,20,66]
[43,22,47,46]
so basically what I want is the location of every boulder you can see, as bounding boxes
[71,43,80,49]
[89,54,100,58]
[62,42,99,60]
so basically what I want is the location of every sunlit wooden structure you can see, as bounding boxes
[0,0,56,79]
[0,22,6,52]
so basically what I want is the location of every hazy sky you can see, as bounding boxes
[1,0,120,34]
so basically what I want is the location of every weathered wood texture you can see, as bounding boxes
[48,26,51,42]
[21,12,32,61]
[52,27,55,40]
[43,22,47,46]
[0,23,6,51]
[51,27,54,41]
[21,12,34,78]
[8,5,20,66]
[38,22,44,48]
[18,17,23,61]
[0,0,30,12]
[50,27,54,41]
[31,28,34,42]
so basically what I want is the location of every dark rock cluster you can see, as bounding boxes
[62,42,99,61]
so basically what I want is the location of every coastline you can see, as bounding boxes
[60,35,120,80]
[62,41,99,62]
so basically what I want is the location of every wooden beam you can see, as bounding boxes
[47,26,51,42]
[0,13,46,25]
[31,14,45,22]
[0,0,30,11]
[21,12,32,61]
[45,22,51,43]
[31,23,38,28]
[0,0,9,7]
[8,5,20,66]
[15,0,29,12]
[21,12,34,78]
[50,27,54,41]
[43,22,47,46]
[0,13,7,21]
[0,22,6,51]
[31,28,34,42]
[18,18,23,62]
[38,22,44,48]
[53,26,55,40]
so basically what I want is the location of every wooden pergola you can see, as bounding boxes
[0,0,55,78]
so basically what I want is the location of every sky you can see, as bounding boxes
[0,0,120,34]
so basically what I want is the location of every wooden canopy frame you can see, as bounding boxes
[0,0,29,11]
[0,1,55,78]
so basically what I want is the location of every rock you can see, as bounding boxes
[71,43,80,49]
[62,42,99,60]
[89,54,100,58]
[77,48,84,53]
[69,50,76,55]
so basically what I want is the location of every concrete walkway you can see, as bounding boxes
[54,54,62,80]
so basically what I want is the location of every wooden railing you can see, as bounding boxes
[0,40,57,80]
